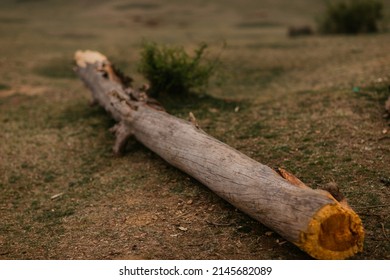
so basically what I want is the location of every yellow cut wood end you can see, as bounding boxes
[297,203,364,260]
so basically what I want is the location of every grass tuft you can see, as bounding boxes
[0,83,11,90]
[138,42,217,97]
[318,0,384,34]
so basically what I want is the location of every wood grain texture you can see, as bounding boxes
[74,50,364,259]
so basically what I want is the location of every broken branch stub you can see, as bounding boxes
[74,50,364,259]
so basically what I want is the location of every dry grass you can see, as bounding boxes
[0,0,389,260]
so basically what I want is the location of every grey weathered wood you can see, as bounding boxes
[74,50,364,259]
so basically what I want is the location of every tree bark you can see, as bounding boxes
[74,50,364,260]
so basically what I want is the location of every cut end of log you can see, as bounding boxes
[298,203,364,260]
[74,50,108,68]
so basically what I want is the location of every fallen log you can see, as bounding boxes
[74,50,364,259]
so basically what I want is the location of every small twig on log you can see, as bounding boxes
[276,167,309,189]
[188,112,200,129]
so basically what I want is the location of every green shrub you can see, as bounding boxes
[138,42,215,97]
[318,0,384,34]
[0,83,10,90]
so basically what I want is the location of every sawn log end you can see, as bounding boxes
[298,203,364,260]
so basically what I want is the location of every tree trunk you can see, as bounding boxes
[74,50,364,260]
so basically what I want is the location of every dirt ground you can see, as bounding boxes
[0,0,389,260]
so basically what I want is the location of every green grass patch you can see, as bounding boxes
[49,100,114,129]
[353,82,389,103]
[8,173,21,184]
[238,122,268,139]
[42,170,57,183]
[161,92,244,115]
[236,66,285,88]
[318,0,384,34]
[0,83,10,90]
[35,57,76,79]
[30,200,40,211]
[366,192,381,205]
[169,182,187,194]
[263,132,279,139]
